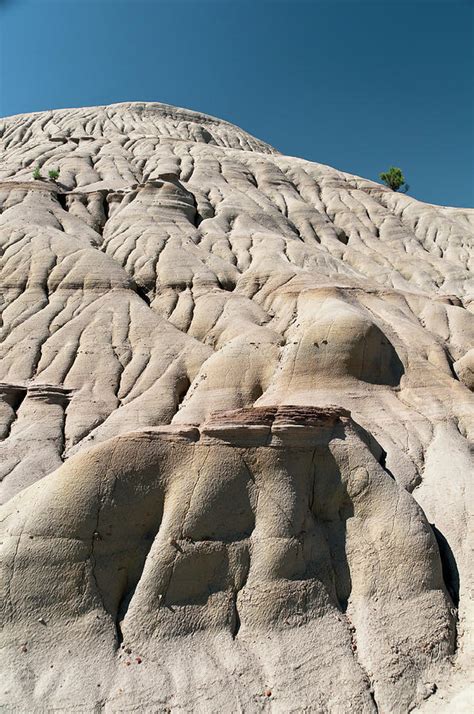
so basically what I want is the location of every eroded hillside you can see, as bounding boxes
[0,102,472,712]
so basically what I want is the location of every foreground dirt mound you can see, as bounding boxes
[0,102,473,711]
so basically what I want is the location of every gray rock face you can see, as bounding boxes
[0,102,473,712]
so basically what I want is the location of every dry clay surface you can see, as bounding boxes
[0,102,473,712]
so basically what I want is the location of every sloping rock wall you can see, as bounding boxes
[0,103,473,711]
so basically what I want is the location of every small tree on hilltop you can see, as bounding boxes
[48,168,60,182]
[32,165,42,180]
[379,166,409,193]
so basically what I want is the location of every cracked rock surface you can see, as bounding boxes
[0,102,473,712]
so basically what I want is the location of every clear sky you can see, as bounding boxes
[1,0,473,207]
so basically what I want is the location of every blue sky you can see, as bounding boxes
[1,0,473,207]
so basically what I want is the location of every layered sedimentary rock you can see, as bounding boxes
[0,102,473,712]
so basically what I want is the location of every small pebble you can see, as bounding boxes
[136,657,142,664]
[264,688,272,697]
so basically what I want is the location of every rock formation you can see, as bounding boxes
[0,102,472,712]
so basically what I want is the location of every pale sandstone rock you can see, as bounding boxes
[0,102,473,712]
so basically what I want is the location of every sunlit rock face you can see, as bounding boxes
[0,102,473,712]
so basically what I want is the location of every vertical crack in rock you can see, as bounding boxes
[55,190,67,211]
[175,375,191,411]
[430,524,460,658]
[0,384,27,440]
[431,524,460,609]
[113,520,163,647]
[230,589,241,639]
[230,548,251,640]
[130,280,151,306]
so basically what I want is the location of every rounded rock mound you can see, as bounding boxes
[0,406,455,712]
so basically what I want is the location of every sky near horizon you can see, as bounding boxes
[0,0,473,207]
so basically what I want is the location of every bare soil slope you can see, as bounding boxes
[0,102,472,712]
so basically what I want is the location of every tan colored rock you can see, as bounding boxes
[454,348,474,390]
[0,102,473,711]
[0,408,456,712]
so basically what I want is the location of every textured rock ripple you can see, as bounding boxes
[0,102,473,712]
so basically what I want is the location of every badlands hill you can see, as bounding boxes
[0,102,473,712]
